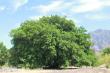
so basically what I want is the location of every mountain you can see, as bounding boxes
[90,29,110,51]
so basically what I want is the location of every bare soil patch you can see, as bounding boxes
[0,67,110,73]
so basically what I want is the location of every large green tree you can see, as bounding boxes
[0,42,8,66]
[10,15,96,68]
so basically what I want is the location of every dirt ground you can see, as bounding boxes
[0,67,110,73]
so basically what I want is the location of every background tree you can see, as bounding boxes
[0,42,9,66]
[10,15,96,69]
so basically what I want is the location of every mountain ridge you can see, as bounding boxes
[90,29,110,51]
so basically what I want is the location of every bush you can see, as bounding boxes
[102,47,110,55]
[96,54,110,67]
[0,42,9,66]
[96,48,110,68]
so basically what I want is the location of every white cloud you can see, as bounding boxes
[72,0,110,13]
[0,6,5,11]
[72,0,102,13]
[13,0,28,11]
[30,0,110,23]
[32,0,72,14]
[33,0,110,14]
[103,0,110,6]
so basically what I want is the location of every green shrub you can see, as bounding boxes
[0,42,9,66]
[102,47,110,55]
[96,53,110,68]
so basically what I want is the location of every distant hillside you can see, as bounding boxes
[90,29,110,51]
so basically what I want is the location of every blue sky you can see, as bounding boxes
[0,0,110,48]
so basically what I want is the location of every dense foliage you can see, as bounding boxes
[0,42,9,66]
[10,15,96,69]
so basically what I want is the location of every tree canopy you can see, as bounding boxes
[10,15,96,69]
